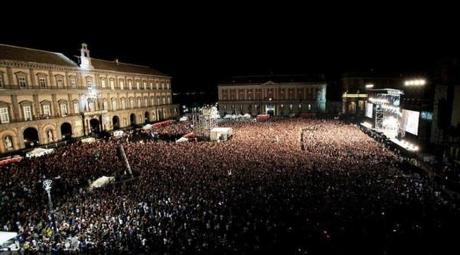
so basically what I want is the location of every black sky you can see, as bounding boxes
[1,3,459,102]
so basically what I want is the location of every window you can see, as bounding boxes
[103,100,108,110]
[23,105,32,121]
[143,81,147,90]
[162,97,166,104]
[0,72,4,88]
[38,76,47,88]
[55,76,64,88]
[128,80,132,90]
[156,81,159,89]
[86,77,93,88]
[17,74,28,88]
[101,78,106,88]
[137,98,142,107]
[112,99,117,111]
[130,98,134,108]
[136,81,140,90]
[149,82,153,90]
[144,98,148,106]
[119,80,124,90]
[88,100,95,112]
[110,79,115,90]
[121,99,126,109]
[42,104,51,116]
[73,101,79,114]
[69,76,77,88]
[0,107,10,123]
[60,103,68,116]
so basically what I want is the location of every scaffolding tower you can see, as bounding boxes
[191,106,218,139]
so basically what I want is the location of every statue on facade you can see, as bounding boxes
[4,136,13,150]
[47,130,54,143]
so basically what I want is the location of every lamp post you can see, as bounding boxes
[43,179,58,242]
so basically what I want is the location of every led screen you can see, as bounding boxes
[402,109,420,135]
[365,102,373,118]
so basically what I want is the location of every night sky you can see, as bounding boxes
[1,3,458,103]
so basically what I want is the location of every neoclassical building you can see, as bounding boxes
[0,43,178,153]
[218,80,326,116]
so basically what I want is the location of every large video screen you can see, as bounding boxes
[365,102,373,118]
[402,109,420,135]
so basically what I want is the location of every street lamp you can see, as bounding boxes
[43,179,58,242]
[365,83,374,89]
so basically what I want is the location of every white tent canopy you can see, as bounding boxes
[81,137,96,144]
[176,137,188,143]
[0,232,17,245]
[89,176,115,190]
[142,124,153,130]
[113,130,124,137]
[0,231,19,251]
[26,148,55,158]
[210,127,233,141]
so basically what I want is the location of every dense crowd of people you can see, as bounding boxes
[1,119,459,254]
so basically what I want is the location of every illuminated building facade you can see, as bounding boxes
[0,43,178,153]
[218,78,327,116]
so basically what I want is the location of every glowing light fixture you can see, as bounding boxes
[404,79,426,86]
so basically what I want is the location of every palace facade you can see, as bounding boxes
[217,80,327,116]
[0,43,178,153]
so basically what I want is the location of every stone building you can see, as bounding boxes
[0,43,178,153]
[218,78,326,116]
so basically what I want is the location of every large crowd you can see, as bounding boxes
[1,119,459,254]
